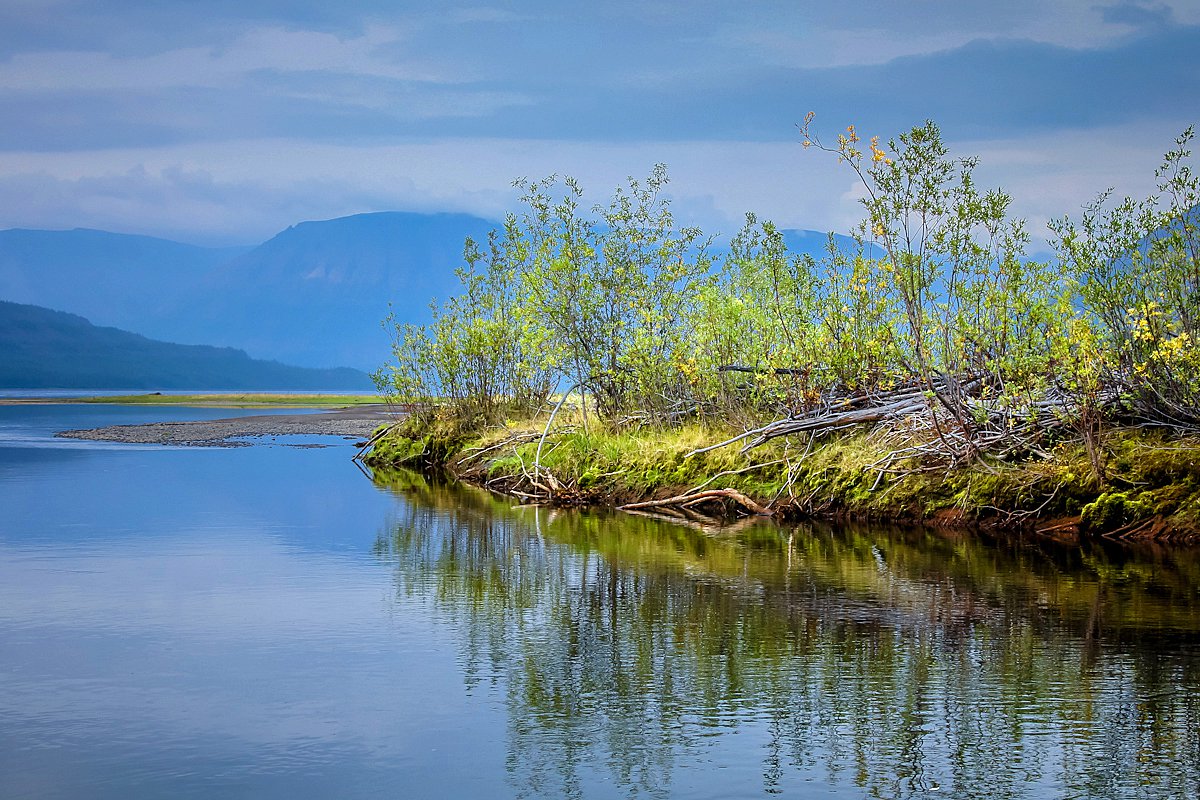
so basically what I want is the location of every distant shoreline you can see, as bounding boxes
[0,392,385,407]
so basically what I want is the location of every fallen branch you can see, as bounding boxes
[535,382,583,497]
[352,421,403,462]
[718,364,809,376]
[455,430,547,467]
[619,488,774,516]
[684,427,761,458]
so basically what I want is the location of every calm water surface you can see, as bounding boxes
[2,404,1200,799]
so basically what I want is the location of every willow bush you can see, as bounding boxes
[373,223,553,421]
[1053,126,1200,428]
[799,118,1072,432]
[375,165,712,423]
[686,215,824,415]
[514,165,712,419]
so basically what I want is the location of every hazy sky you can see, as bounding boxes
[1,0,1197,246]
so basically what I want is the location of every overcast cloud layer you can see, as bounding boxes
[0,0,1197,245]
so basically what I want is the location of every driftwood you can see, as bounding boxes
[455,430,546,466]
[681,371,1146,479]
[352,421,403,463]
[619,488,773,516]
[534,382,583,497]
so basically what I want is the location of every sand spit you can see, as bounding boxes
[57,405,399,447]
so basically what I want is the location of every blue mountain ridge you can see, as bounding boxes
[0,300,371,390]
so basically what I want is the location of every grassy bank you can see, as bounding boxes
[364,413,1200,543]
[1,392,385,407]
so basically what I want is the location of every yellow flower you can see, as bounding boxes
[870,136,888,163]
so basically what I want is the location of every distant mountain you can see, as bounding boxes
[169,211,496,369]
[0,300,372,390]
[181,215,866,368]
[781,228,858,257]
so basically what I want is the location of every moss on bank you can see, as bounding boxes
[364,413,1200,543]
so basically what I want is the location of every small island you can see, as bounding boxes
[364,121,1200,543]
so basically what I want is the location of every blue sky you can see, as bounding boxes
[0,0,1196,246]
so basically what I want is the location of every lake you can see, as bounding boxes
[2,404,1200,799]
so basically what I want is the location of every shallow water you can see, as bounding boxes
[2,405,1200,799]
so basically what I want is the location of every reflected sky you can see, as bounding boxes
[0,406,509,800]
[3,406,1200,799]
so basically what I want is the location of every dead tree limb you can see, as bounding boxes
[619,488,774,516]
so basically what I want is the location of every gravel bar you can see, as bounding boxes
[56,405,401,447]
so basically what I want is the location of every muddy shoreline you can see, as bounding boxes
[56,405,399,447]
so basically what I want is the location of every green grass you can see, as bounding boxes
[364,410,1200,541]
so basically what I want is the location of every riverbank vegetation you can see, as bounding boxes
[367,118,1200,541]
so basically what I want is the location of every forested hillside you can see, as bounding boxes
[0,301,371,389]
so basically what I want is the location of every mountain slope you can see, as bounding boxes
[0,228,249,338]
[169,211,497,369]
[0,300,371,390]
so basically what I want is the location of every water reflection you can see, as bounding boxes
[372,468,1200,800]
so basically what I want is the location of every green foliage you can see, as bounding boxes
[817,240,904,390]
[377,165,711,422]
[366,415,1200,537]
[374,227,553,420]
[515,165,712,417]
[688,215,825,412]
[364,118,1200,540]
[376,118,1200,458]
[1052,126,1200,426]
[1080,492,1151,534]
[802,119,1069,428]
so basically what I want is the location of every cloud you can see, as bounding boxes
[1096,1,1174,27]
[0,138,859,245]
[0,80,540,152]
[659,24,1200,142]
[0,24,462,92]
[0,1,1195,244]
[0,163,430,246]
[0,119,1182,250]
[715,0,1200,68]
[2,14,1195,153]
